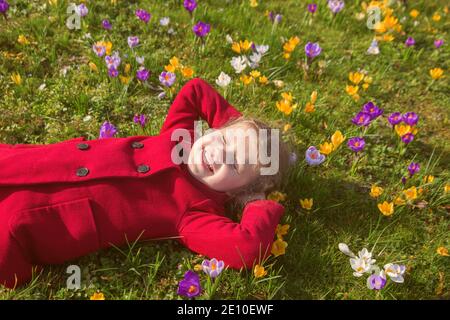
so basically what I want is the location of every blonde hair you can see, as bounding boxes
[219,115,291,202]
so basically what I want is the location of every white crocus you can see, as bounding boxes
[249,52,262,68]
[160,17,170,26]
[255,44,269,55]
[357,248,376,265]
[350,256,372,277]
[338,243,356,258]
[136,56,145,65]
[225,34,233,44]
[216,72,231,88]
[384,263,406,283]
[230,56,248,74]
[366,39,380,55]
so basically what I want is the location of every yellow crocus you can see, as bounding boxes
[345,85,359,96]
[394,124,412,137]
[271,239,288,257]
[276,224,290,239]
[374,21,386,33]
[281,92,293,102]
[377,201,394,216]
[300,198,313,210]
[432,13,441,22]
[231,42,241,54]
[258,76,268,84]
[169,56,180,69]
[250,0,258,8]
[310,91,318,104]
[119,75,131,85]
[194,264,203,271]
[90,292,105,300]
[331,130,345,150]
[124,63,131,74]
[362,83,370,90]
[88,62,98,72]
[319,142,333,155]
[394,196,406,206]
[370,185,384,198]
[17,35,30,45]
[436,247,449,257]
[164,64,176,72]
[283,123,291,132]
[11,73,22,85]
[403,186,418,201]
[267,191,287,202]
[383,15,398,29]
[276,100,294,115]
[304,102,315,113]
[422,175,434,184]
[283,52,291,60]
[240,74,253,85]
[250,70,261,78]
[181,67,194,78]
[410,9,420,19]
[429,68,444,80]
[239,40,252,52]
[349,72,365,85]
[254,265,267,278]
[382,34,395,42]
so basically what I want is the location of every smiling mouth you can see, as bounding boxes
[202,147,214,174]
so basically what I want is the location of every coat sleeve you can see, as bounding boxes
[160,78,242,134]
[177,200,285,270]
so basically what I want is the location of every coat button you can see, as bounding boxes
[77,143,90,150]
[131,141,144,149]
[137,164,150,173]
[76,167,89,177]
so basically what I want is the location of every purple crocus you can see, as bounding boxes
[362,101,383,120]
[434,39,444,49]
[0,0,9,16]
[388,112,403,126]
[105,52,121,69]
[108,67,118,78]
[305,146,326,166]
[76,3,88,17]
[402,112,418,126]
[401,133,414,144]
[92,44,106,57]
[102,19,112,30]
[348,137,365,152]
[308,3,318,14]
[183,0,197,13]
[201,258,225,278]
[136,67,150,82]
[405,37,415,47]
[351,111,372,127]
[408,162,420,176]
[127,36,140,48]
[305,42,322,59]
[177,270,201,298]
[367,274,387,290]
[135,9,151,23]
[192,21,211,38]
[159,71,176,87]
[401,176,407,184]
[99,121,118,139]
[133,114,146,127]
[328,0,345,14]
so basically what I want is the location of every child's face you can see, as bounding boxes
[187,124,260,192]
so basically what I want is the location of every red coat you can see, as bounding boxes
[0,78,284,289]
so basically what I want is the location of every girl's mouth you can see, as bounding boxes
[202,147,214,174]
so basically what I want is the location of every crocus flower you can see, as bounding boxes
[159,71,176,87]
[347,137,365,152]
[308,3,317,14]
[133,114,146,127]
[338,243,356,258]
[305,146,325,166]
[127,36,139,48]
[76,3,88,17]
[434,39,444,49]
[362,101,383,120]
[367,39,380,55]
[351,111,372,126]
[328,0,345,14]
[384,263,406,283]
[136,67,150,82]
[405,37,415,47]
[105,52,121,69]
[271,239,288,257]
[305,42,322,59]
[183,0,197,13]
[201,258,225,278]
[388,112,402,126]
[108,67,118,78]
[408,162,420,176]
[0,0,10,15]
[253,44,269,55]
[177,270,201,298]
[350,249,374,277]
[216,71,231,87]
[401,133,414,144]
[230,56,248,74]
[402,112,419,126]
[160,17,170,26]
[92,44,106,57]
[102,19,112,30]
[367,273,387,290]
[99,121,117,139]
[135,9,151,23]
[192,21,211,38]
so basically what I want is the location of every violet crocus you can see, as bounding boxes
[408,162,420,176]
[388,112,403,126]
[102,19,112,30]
[127,36,139,48]
[434,39,444,49]
[183,0,197,13]
[135,9,151,23]
[328,0,345,14]
[305,42,322,59]
[133,114,146,127]
[177,270,201,298]
[108,67,118,78]
[267,12,282,24]
[136,67,150,82]
[105,52,121,69]
[402,112,419,126]
[201,258,225,278]
[76,3,88,17]
[192,21,211,38]
[401,133,414,144]
[159,71,176,87]
[348,137,365,152]
[99,121,118,139]
[92,44,106,57]
[362,101,384,120]
[367,273,387,290]
[352,111,372,127]
[308,3,318,14]
[305,146,326,166]
[0,0,9,16]
[405,37,415,47]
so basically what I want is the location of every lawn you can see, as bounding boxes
[0,0,449,300]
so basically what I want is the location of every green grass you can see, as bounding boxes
[0,0,449,300]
